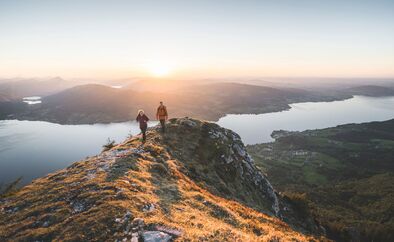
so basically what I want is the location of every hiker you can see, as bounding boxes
[156,101,168,133]
[136,110,149,142]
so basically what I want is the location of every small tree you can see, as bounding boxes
[127,131,134,139]
[102,138,116,152]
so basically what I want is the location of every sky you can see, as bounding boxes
[0,0,393,80]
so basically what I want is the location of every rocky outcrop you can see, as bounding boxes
[161,118,281,216]
[0,117,325,241]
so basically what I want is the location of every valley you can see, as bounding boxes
[248,119,394,241]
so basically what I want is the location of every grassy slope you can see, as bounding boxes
[248,119,394,242]
[0,118,325,241]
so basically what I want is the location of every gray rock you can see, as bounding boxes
[154,225,182,237]
[221,154,234,164]
[71,201,85,213]
[131,232,139,242]
[132,218,145,229]
[208,129,226,140]
[233,143,246,157]
[124,210,132,219]
[179,118,196,128]
[142,203,155,212]
[143,231,172,242]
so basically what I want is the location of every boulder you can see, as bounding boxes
[142,231,172,242]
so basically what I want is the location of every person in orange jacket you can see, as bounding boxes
[156,101,168,133]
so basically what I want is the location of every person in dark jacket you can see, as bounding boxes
[136,109,149,142]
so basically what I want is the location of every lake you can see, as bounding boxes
[0,121,157,185]
[22,96,42,105]
[218,95,394,144]
[1,95,393,185]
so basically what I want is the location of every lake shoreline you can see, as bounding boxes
[217,95,394,145]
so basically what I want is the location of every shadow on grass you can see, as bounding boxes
[149,162,182,214]
[105,156,139,182]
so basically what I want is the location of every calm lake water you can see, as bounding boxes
[1,95,393,185]
[0,121,157,185]
[218,95,394,144]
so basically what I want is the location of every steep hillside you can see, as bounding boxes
[248,119,394,242]
[0,118,326,241]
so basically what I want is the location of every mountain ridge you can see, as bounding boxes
[0,117,327,241]
[346,85,394,97]
[0,77,74,101]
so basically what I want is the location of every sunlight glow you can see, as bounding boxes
[145,61,174,77]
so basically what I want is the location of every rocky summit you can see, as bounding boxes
[0,118,327,241]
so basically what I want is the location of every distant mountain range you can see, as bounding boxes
[0,77,75,101]
[0,81,393,124]
[346,85,394,96]
[0,82,351,124]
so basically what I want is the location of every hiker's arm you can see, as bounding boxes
[156,108,159,120]
[165,107,168,120]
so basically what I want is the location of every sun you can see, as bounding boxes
[145,61,174,78]
[150,65,171,77]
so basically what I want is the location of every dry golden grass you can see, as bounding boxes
[0,127,329,241]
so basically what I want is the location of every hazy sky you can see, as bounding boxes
[1,0,393,79]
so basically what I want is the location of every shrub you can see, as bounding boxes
[102,138,116,152]
[282,192,311,218]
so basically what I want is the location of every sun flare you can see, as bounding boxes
[150,65,171,77]
[145,61,174,77]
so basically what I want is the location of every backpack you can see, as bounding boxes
[157,106,167,116]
